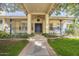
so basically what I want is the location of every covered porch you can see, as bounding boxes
[0,3,75,36]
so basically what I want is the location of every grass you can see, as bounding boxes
[48,38,79,56]
[0,40,28,56]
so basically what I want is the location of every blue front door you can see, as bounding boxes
[35,23,42,33]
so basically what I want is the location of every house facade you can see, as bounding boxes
[0,3,73,35]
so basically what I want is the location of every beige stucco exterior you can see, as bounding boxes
[0,15,70,34]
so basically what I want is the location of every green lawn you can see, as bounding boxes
[0,40,28,56]
[48,38,79,56]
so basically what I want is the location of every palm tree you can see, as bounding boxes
[65,17,79,37]
[72,18,79,36]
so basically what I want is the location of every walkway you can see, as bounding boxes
[19,34,56,56]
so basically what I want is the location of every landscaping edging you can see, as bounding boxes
[18,41,32,56]
[46,39,57,56]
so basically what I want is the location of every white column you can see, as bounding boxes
[27,13,31,34]
[45,14,49,33]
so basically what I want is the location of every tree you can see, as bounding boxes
[0,3,23,12]
[53,3,79,16]
[51,3,79,36]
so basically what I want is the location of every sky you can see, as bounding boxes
[51,10,67,17]
[50,9,74,17]
[0,11,26,16]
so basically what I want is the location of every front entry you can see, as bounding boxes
[35,23,42,33]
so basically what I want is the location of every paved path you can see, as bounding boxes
[19,34,56,56]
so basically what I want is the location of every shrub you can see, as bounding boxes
[42,33,49,37]
[12,33,28,38]
[0,31,10,39]
[42,33,58,38]
[30,33,34,37]
[12,33,34,38]
[0,31,35,39]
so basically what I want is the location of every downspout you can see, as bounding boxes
[10,18,12,38]
[60,19,63,37]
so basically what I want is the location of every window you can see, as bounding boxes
[49,24,53,30]
[0,20,2,24]
[19,22,27,32]
[19,26,21,31]
[21,23,27,31]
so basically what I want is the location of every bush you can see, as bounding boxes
[12,33,34,38]
[42,33,48,37]
[30,33,34,37]
[0,31,35,39]
[42,33,58,38]
[12,33,28,38]
[0,31,10,39]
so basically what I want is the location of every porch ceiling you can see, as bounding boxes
[22,3,57,14]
